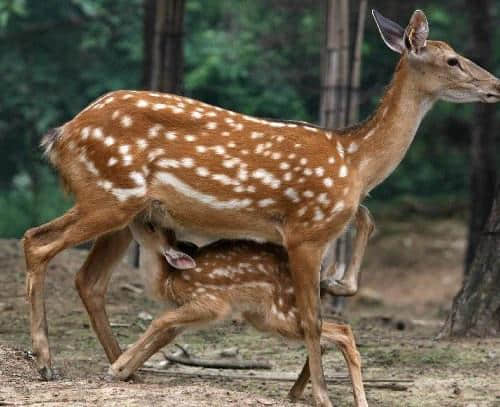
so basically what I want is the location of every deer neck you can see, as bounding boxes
[353,58,435,195]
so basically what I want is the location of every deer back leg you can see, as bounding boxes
[23,200,145,379]
[75,227,133,363]
[110,299,231,380]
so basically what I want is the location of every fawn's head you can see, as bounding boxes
[130,219,196,270]
[373,9,500,103]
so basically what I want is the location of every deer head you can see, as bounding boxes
[373,9,500,103]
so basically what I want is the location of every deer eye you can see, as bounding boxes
[447,58,459,67]
[146,222,155,232]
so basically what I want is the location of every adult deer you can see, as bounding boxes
[106,219,367,406]
[24,8,500,406]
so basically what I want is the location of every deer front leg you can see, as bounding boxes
[288,241,331,407]
[75,228,133,363]
[321,206,375,296]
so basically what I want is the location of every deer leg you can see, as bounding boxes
[109,300,230,380]
[288,242,331,407]
[322,322,367,407]
[289,323,367,407]
[75,228,133,363]
[321,206,375,296]
[23,204,140,380]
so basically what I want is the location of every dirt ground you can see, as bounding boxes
[0,216,499,406]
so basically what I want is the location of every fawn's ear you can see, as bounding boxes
[404,10,429,54]
[372,9,405,54]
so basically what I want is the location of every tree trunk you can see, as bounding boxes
[440,183,500,337]
[143,0,185,93]
[134,0,186,268]
[465,0,497,273]
[320,0,367,311]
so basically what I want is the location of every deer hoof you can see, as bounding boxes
[321,279,357,296]
[38,366,56,381]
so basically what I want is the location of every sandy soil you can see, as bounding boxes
[0,217,499,406]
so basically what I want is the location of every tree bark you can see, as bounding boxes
[440,183,500,337]
[465,0,497,273]
[320,1,368,311]
[142,0,185,93]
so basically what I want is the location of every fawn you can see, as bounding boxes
[106,218,367,406]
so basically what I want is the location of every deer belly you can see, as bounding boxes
[145,198,283,247]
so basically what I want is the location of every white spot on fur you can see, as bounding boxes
[185,134,197,142]
[279,162,290,170]
[157,159,180,168]
[337,141,345,158]
[121,115,133,128]
[206,122,217,130]
[148,148,165,161]
[347,142,359,153]
[313,207,325,222]
[317,193,330,205]
[196,167,210,177]
[104,136,115,146]
[119,145,130,155]
[299,158,308,165]
[123,155,133,166]
[108,157,118,167]
[297,207,307,217]
[324,177,333,188]
[191,111,203,119]
[92,127,104,140]
[339,165,348,177]
[251,131,264,139]
[258,198,275,207]
[285,187,300,203]
[303,190,314,198]
[153,103,167,110]
[212,173,239,186]
[165,131,177,140]
[181,157,195,168]
[148,124,163,138]
[315,167,325,177]
[137,100,149,108]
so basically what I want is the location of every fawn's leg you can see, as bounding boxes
[290,323,367,407]
[322,322,367,407]
[109,300,231,380]
[321,206,375,296]
[288,241,331,407]
[24,203,142,380]
[75,228,133,363]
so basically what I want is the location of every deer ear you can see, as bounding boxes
[372,9,405,54]
[404,10,429,54]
